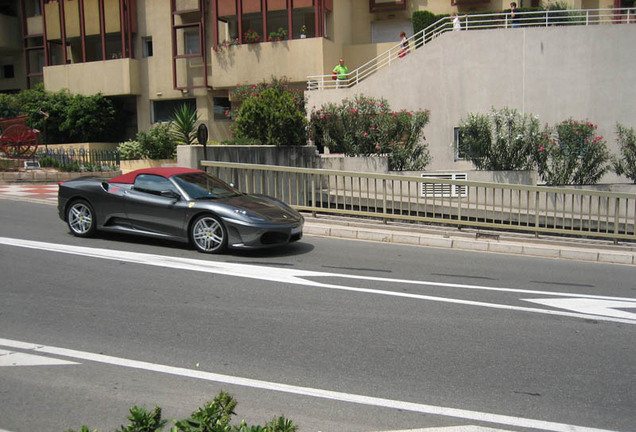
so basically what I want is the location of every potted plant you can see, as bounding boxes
[268,27,288,42]
[300,25,307,38]
[243,29,261,43]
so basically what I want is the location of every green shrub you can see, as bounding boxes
[61,93,122,142]
[117,406,168,432]
[459,107,540,170]
[136,123,177,160]
[37,155,61,168]
[612,123,636,183]
[534,119,610,185]
[310,95,431,171]
[232,88,307,146]
[230,77,305,114]
[412,10,439,33]
[66,391,298,432]
[1,84,125,144]
[118,139,147,160]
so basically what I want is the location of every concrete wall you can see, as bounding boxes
[306,24,636,183]
[177,145,319,170]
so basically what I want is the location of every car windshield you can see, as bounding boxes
[172,172,241,199]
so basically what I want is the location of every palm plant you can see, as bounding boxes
[170,103,199,145]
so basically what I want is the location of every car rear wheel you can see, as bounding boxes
[191,214,227,253]
[67,200,96,237]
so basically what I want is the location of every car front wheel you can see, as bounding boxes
[191,214,227,253]
[67,200,96,237]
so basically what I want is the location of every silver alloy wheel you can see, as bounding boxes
[191,215,226,253]
[68,201,95,237]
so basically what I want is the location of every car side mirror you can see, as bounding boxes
[160,190,181,200]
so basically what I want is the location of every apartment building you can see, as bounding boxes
[0,0,615,143]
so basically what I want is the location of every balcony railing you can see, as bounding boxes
[306,7,636,91]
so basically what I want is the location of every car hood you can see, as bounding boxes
[219,195,300,223]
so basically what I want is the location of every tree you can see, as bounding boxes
[1,85,124,144]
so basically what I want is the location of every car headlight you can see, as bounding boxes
[234,209,267,221]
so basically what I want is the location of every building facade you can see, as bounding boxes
[0,0,620,143]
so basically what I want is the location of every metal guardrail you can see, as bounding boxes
[202,161,636,242]
[307,7,636,91]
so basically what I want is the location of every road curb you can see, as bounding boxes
[303,220,635,266]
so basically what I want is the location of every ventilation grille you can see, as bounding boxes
[421,173,468,198]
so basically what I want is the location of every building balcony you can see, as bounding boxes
[209,37,333,89]
[43,58,141,96]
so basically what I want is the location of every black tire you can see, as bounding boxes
[67,199,97,237]
[190,214,227,253]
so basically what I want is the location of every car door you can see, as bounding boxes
[123,174,188,238]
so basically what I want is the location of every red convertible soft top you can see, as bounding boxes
[108,167,204,184]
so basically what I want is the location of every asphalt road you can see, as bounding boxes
[0,199,635,432]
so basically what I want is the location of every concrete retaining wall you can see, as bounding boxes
[178,145,319,169]
[307,24,636,183]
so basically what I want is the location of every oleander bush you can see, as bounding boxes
[533,119,610,185]
[459,107,541,170]
[310,95,431,171]
[612,123,636,183]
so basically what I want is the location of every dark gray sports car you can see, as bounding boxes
[58,167,304,253]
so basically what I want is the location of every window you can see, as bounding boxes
[133,175,177,195]
[184,30,200,55]
[152,99,196,123]
[142,37,153,57]
[369,0,407,13]
[0,64,14,79]
[454,127,465,160]
[213,97,231,121]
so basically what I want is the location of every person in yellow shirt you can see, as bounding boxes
[332,58,349,88]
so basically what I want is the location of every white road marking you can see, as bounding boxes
[1,237,635,325]
[0,349,79,367]
[524,298,636,320]
[372,428,511,432]
[0,338,621,432]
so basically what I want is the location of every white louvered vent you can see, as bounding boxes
[420,173,468,198]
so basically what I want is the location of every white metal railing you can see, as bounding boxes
[202,161,636,242]
[306,7,635,91]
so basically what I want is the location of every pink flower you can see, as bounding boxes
[375,144,380,149]
[364,132,368,137]
[539,146,546,152]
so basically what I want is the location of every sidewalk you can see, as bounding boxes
[1,182,634,265]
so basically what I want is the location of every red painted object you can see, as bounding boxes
[0,116,40,159]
